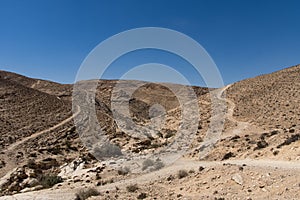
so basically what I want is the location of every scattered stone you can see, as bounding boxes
[137,192,147,199]
[199,166,205,172]
[232,174,243,185]
[167,175,175,181]
[277,134,300,148]
[20,178,39,188]
[254,139,268,150]
[222,152,235,160]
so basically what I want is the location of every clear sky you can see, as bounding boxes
[1,0,300,86]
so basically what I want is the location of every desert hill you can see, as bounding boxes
[0,71,72,100]
[0,66,299,199]
[201,65,300,162]
[227,64,300,130]
[0,77,72,149]
[0,70,210,196]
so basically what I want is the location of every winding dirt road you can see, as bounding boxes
[1,85,300,200]
[219,84,258,138]
[6,105,81,152]
[0,105,81,179]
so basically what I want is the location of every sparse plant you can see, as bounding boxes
[26,159,37,169]
[117,166,130,175]
[93,143,123,158]
[142,158,154,171]
[75,188,100,200]
[48,146,62,155]
[142,158,164,171]
[38,174,62,188]
[178,170,188,179]
[154,158,164,170]
[126,184,139,192]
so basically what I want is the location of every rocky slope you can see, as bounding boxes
[0,65,299,199]
[226,64,300,130]
[0,70,210,196]
[204,65,300,162]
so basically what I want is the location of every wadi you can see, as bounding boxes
[0,65,299,199]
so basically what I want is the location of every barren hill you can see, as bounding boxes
[0,77,72,149]
[0,71,72,100]
[0,70,210,197]
[0,66,299,199]
[203,65,300,162]
[227,64,300,130]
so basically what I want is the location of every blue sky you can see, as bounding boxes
[1,0,300,86]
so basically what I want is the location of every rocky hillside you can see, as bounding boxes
[203,65,300,162]
[0,70,210,196]
[0,71,72,100]
[227,64,300,130]
[0,66,299,199]
[0,77,72,149]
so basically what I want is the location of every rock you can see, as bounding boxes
[138,139,151,146]
[32,185,44,191]
[0,168,16,189]
[15,167,28,180]
[20,178,39,188]
[20,185,43,193]
[137,192,147,199]
[199,166,205,172]
[20,187,32,193]
[254,139,268,150]
[289,128,295,133]
[232,174,243,185]
[177,194,183,197]
[39,158,59,170]
[25,168,37,178]
[167,175,175,181]
[73,178,81,183]
[222,152,235,160]
[0,160,5,168]
[58,158,85,179]
[7,181,21,192]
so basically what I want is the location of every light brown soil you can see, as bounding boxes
[0,65,299,199]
